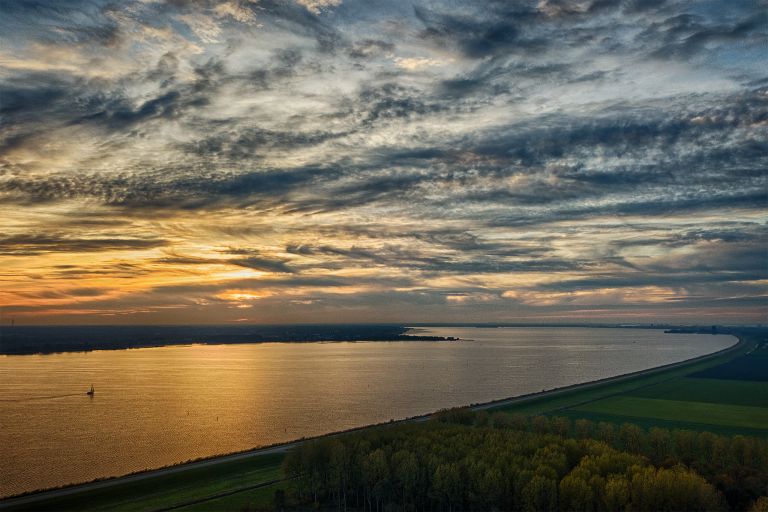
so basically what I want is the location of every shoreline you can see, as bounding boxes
[0,324,452,356]
[0,336,457,358]
[0,332,744,507]
[0,323,743,356]
[473,333,742,412]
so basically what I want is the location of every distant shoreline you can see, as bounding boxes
[0,322,743,356]
[0,325,456,356]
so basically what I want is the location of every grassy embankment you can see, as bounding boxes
[490,332,768,438]
[4,331,765,511]
[1,453,285,512]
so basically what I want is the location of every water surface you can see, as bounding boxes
[0,327,734,497]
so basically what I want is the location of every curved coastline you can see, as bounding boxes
[0,331,746,508]
[473,332,742,412]
[0,325,449,356]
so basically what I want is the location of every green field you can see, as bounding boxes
[175,481,286,511]
[628,377,768,407]
[572,396,768,430]
[551,409,768,438]
[4,453,285,512]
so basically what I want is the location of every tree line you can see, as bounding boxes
[278,410,768,511]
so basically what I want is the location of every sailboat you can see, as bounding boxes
[86,384,95,396]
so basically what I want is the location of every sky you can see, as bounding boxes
[0,0,766,325]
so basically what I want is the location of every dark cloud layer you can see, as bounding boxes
[0,234,168,255]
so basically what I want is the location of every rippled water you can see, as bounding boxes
[0,327,734,497]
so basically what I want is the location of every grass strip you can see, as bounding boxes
[573,396,768,430]
[550,409,768,438]
[174,481,287,511]
[627,377,768,407]
[3,453,284,512]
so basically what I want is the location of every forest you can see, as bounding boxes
[280,409,768,511]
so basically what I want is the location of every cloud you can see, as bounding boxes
[348,39,394,59]
[0,234,168,255]
[0,0,765,324]
[394,56,450,70]
[178,13,223,43]
[213,1,258,24]
[413,6,525,59]
[286,242,577,275]
[295,0,342,15]
[223,249,296,273]
[645,11,768,59]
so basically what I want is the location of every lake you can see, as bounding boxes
[0,327,735,497]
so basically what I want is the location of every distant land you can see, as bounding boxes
[0,323,756,356]
[0,324,457,355]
